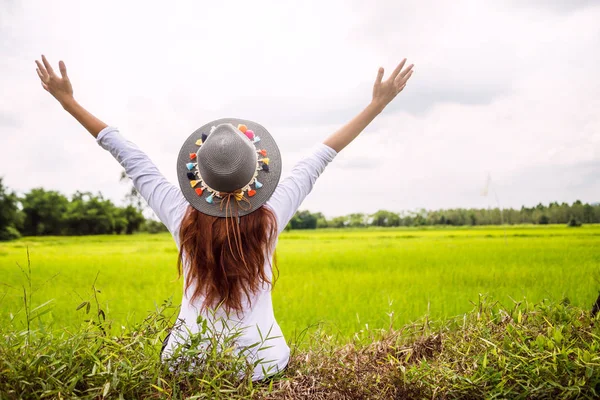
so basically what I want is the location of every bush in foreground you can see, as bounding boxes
[1,295,600,399]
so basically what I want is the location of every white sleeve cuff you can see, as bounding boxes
[96,126,119,143]
[313,142,338,162]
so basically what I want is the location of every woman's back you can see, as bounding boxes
[96,125,336,379]
[34,53,413,381]
[168,256,287,380]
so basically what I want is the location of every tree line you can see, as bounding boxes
[287,202,599,230]
[1,177,598,240]
[0,178,167,241]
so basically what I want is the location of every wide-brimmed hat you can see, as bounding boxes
[176,118,282,217]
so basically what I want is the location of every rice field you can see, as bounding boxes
[1,225,599,340]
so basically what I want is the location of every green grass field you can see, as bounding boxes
[1,225,599,341]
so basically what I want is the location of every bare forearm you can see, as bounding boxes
[323,101,385,153]
[323,60,414,153]
[61,98,108,138]
[34,55,107,138]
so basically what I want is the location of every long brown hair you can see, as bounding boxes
[177,205,278,314]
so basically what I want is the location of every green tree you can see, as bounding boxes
[567,215,582,227]
[387,212,400,227]
[582,204,595,223]
[347,213,367,228]
[64,192,118,235]
[413,214,427,226]
[468,212,477,226]
[290,210,318,229]
[330,216,347,228]
[570,200,584,223]
[0,178,22,240]
[143,219,169,234]
[370,210,400,227]
[538,214,549,225]
[371,210,388,227]
[113,215,129,234]
[314,212,329,229]
[21,188,69,235]
[119,205,145,234]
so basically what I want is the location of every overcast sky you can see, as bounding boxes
[1,0,598,217]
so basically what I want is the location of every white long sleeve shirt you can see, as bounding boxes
[96,126,337,380]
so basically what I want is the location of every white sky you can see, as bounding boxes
[1,0,599,217]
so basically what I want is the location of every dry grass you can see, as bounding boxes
[260,297,600,399]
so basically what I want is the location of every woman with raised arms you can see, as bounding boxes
[35,54,413,380]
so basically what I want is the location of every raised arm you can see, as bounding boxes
[323,59,413,152]
[267,59,414,232]
[35,55,188,238]
[35,55,107,137]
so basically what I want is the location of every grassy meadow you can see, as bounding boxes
[1,224,599,341]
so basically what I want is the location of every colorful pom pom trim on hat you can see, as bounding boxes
[184,124,272,206]
[244,130,255,140]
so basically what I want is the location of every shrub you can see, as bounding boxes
[0,226,21,241]
[538,214,550,224]
[568,215,582,227]
[143,219,169,234]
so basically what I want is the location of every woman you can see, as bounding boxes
[35,54,414,381]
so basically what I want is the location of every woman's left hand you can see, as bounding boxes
[35,55,74,108]
[371,59,414,111]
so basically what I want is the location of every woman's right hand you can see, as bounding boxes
[323,58,415,153]
[35,55,74,108]
[371,59,414,112]
[35,54,107,137]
